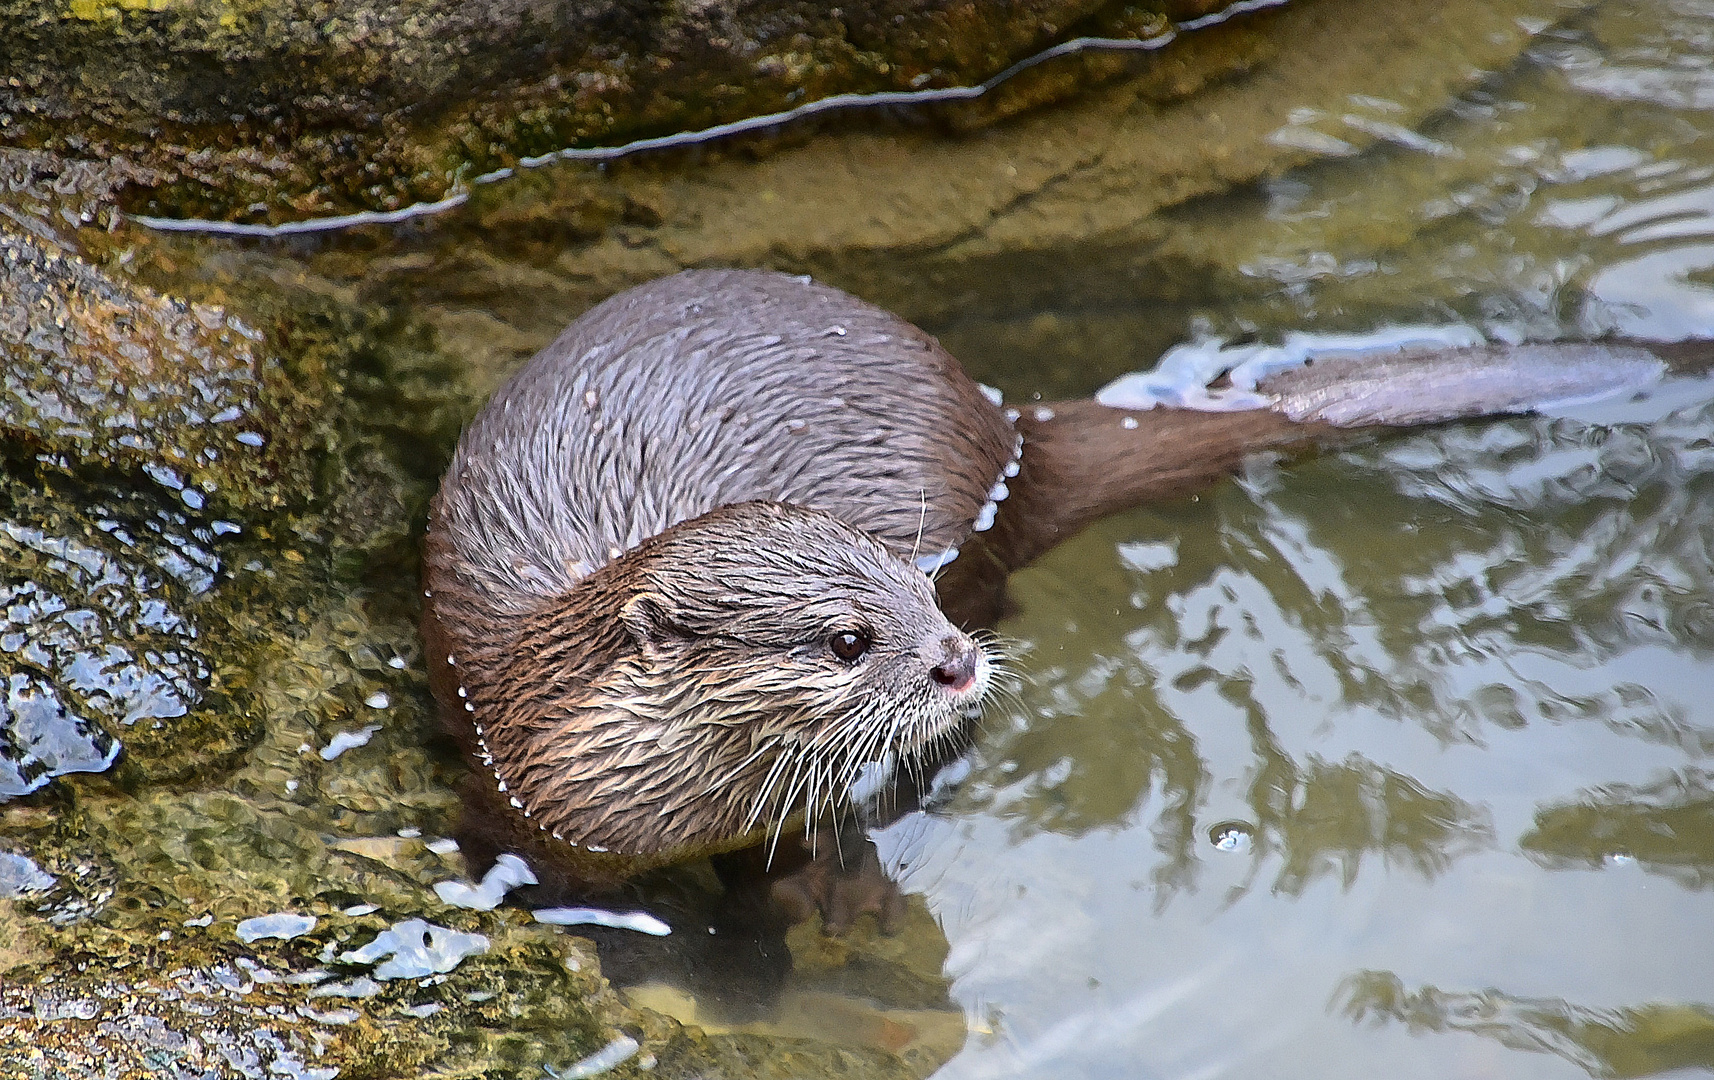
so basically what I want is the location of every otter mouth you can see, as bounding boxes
[738,658,993,843]
[943,680,988,724]
[842,674,986,811]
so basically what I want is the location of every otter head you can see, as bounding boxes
[466,501,993,860]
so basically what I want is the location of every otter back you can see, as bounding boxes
[431,269,1018,614]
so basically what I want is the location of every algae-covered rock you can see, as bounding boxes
[0,909,625,1079]
[0,221,315,508]
[0,0,1249,224]
[0,167,460,795]
[294,0,1569,398]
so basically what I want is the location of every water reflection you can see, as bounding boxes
[1523,769,1714,889]
[1540,10,1714,341]
[1338,971,1714,1078]
[961,643,1495,904]
[1251,755,1492,896]
[914,359,1714,1075]
[0,470,218,794]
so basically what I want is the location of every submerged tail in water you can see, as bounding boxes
[975,340,1684,581]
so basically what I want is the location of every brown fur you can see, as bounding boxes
[424,268,1681,881]
[426,500,988,878]
[995,401,1334,572]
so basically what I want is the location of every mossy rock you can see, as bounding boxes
[0,0,1246,222]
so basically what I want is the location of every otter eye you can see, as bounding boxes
[828,630,871,662]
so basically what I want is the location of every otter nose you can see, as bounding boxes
[930,639,980,694]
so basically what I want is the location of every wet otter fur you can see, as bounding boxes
[424,269,1019,886]
[423,267,1672,890]
[427,500,988,874]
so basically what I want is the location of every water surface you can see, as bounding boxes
[887,3,1714,1076]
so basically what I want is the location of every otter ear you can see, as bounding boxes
[621,593,681,653]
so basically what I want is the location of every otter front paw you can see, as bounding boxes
[770,843,907,936]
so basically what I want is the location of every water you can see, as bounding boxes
[8,0,1714,1076]
[872,3,1714,1076]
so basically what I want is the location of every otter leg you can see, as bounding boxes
[767,840,907,936]
[711,826,906,936]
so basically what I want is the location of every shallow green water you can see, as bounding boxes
[8,0,1714,1076]
[891,3,1714,1077]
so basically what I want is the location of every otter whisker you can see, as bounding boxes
[836,710,888,784]
[805,757,834,855]
[842,710,904,817]
[750,747,795,833]
[709,739,783,800]
[807,710,882,851]
[807,752,848,854]
[971,627,1029,663]
[981,677,1025,715]
[766,750,816,863]
[745,740,802,835]
[909,488,928,566]
[858,742,903,825]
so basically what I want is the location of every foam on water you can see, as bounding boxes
[433,853,538,910]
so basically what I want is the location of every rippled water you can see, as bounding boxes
[887,4,1714,1077]
[10,0,1714,1076]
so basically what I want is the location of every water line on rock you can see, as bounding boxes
[126,0,1289,239]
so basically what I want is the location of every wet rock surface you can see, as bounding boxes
[2,0,1240,224]
[0,223,300,797]
[0,221,308,505]
[0,911,615,1079]
[292,0,1569,396]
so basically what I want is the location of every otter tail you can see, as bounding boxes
[986,340,1683,573]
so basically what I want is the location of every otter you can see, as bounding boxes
[422,268,1025,885]
[422,268,1670,890]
